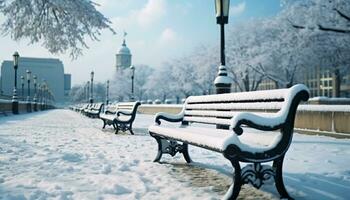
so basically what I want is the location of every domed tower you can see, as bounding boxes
[116,35,132,72]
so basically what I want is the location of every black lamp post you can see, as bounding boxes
[26,70,32,112]
[130,65,135,101]
[106,80,110,105]
[33,75,37,111]
[21,75,24,100]
[87,81,90,103]
[90,71,94,103]
[214,0,232,94]
[12,51,19,114]
[44,82,49,110]
[37,83,41,110]
[41,80,46,110]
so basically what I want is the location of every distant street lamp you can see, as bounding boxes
[87,81,90,103]
[106,80,110,105]
[26,70,32,112]
[33,75,37,111]
[21,75,24,100]
[130,65,135,101]
[90,71,94,103]
[12,51,19,114]
[214,0,232,94]
[37,83,41,110]
[42,80,47,109]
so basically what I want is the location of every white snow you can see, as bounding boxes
[149,125,282,153]
[298,105,350,112]
[0,110,349,200]
[214,75,232,84]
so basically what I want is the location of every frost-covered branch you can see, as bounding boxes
[0,0,115,58]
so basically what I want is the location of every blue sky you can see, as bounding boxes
[0,0,281,85]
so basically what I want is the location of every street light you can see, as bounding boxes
[90,71,94,103]
[37,83,41,110]
[106,80,110,105]
[42,80,47,109]
[33,75,37,111]
[26,70,32,112]
[21,75,24,100]
[214,0,232,94]
[130,65,135,101]
[87,81,90,103]
[12,51,19,114]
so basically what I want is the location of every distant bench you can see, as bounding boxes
[70,103,104,118]
[148,84,309,199]
[100,101,141,134]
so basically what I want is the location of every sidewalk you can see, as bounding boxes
[0,109,349,199]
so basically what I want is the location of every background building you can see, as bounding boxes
[115,38,132,72]
[0,57,71,103]
[232,66,350,98]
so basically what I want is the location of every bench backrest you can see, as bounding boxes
[117,102,138,111]
[92,103,104,110]
[182,84,309,127]
[104,104,119,113]
[103,101,141,116]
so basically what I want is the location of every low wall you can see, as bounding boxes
[138,104,350,136]
[0,100,54,115]
[138,105,183,115]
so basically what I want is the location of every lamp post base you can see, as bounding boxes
[33,97,37,111]
[12,101,19,114]
[214,65,232,130]
[27,102,31,112]
[12,89,19,114]
[216,85,231,94]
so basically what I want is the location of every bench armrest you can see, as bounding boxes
[117,110,132,116]
[155,112,184,125]
[231,112,284,135]
[105,110,116,115]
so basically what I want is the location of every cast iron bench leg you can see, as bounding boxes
[129,124,135,135]
[102,120,106,129]
[273,155,294,200]
[224,160,242,200]
[153,136,163,162]
[153,137,192,163]
[182,143,192,163]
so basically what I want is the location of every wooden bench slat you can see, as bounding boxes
[183,116,231,125]
[184,110,274,118]
[185,102,284,111]
[186,88,288,104]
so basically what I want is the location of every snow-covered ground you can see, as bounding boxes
[0,110,349,200]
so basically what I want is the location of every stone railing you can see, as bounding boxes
[138,104,350,137]
[0,99,54,115]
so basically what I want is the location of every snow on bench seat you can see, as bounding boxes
[149,125,281,153]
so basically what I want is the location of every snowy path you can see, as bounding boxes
[0,110,349,200]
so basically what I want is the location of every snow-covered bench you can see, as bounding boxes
[99,101,141,134]
[84,103,104,118]
[148,84,309,200]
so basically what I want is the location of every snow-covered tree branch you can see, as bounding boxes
[0,0,114,58]
[283,0,350,34]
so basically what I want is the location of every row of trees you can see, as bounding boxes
[70,0,350,102]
